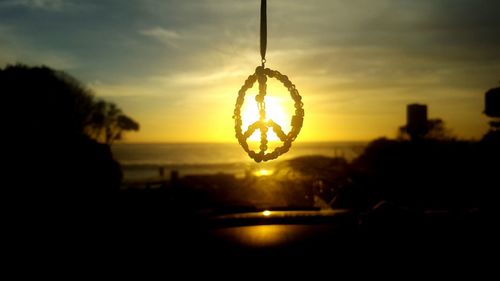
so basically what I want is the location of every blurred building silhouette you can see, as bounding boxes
[406,104,428,140]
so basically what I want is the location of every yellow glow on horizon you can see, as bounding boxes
[262,210,271,216]
[90,34,493,144]
[111,72,340,143]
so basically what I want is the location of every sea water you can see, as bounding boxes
[112,142,366,181]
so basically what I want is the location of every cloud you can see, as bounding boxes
[140,27,181,48]
[0,0,69,11]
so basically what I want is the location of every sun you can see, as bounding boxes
[241,96,291,141]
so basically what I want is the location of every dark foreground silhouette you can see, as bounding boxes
[112,139,496,260]
[1,65,128,203]
[2,64,497,262]
[121,139,495,219]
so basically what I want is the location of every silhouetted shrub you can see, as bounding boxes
[0,64,137,197]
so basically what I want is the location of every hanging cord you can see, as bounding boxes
[260,0,267,66]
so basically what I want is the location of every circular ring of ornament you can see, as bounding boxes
[233,66,304,162]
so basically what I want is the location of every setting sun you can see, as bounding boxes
[241,76,294,142]
[241,95,292,142]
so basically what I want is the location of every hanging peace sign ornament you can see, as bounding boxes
[233,66,304,162]
[233,0,304,162]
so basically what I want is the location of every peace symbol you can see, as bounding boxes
[233,66,304,162]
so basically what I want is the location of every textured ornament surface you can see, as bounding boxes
[233,66,304,162]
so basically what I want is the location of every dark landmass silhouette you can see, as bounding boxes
[1,64,139,204]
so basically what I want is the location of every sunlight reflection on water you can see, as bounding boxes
[113,142,366,181]
[254,169,273,177]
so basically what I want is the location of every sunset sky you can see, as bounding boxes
[1,0,499,142]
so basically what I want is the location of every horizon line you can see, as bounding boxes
[114,139,373,145]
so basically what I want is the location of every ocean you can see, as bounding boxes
[112,142,367,181]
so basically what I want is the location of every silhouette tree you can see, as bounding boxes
[1,64,139,144]
[483,85,500,143]
[0,64,138,195]
[87,100,140,144]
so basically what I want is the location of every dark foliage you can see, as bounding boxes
[0,64,133,199]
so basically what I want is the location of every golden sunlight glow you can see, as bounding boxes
[241,96,291,141]
[262,210,271,216]
[254,169,273,177]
